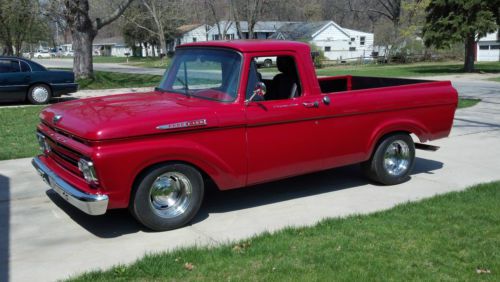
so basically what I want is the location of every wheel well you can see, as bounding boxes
[129,160,218,206]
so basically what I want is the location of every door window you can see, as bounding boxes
[20,61,31,72]
[0,60,20,73]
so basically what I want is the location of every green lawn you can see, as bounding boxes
[92,56,170,69]
[316,61,500,77]
[70,181,500,281]
[487,76,500,83]
[458,98,481,109]
[0,106,44,160]
[78,71,162,90]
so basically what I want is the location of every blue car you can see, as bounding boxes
[0,57,78,104]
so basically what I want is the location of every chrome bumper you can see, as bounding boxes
[32,156,108,215]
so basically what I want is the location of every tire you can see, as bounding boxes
[362,133,415,185]
[130,163,204,231]
[27,84,51,105]
[264,59,272,68]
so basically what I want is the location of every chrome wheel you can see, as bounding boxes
[383,140,410,176]
[31,86,49,103]
[149,172,193,218]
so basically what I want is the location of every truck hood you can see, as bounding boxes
[40,91,220,141]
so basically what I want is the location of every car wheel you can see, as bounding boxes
[37,55,42,59]
[27,84,51,105]
[361,133,415,185]
[130,163,204,231]
[264,59,272,68]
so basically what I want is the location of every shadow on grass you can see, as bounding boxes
[44,157,442,237]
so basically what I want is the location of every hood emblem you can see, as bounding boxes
[156,119,207,130]
[53,115,63,124]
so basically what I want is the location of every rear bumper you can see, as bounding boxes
[51,83,79,96]
[32,156,108,215]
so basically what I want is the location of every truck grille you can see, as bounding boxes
[45,136,84,178]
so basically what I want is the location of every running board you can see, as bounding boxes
[415,143,440,151]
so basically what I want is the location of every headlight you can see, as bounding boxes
[36,132,51,153]
[78,159,99,185]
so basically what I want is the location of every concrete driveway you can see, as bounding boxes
[1,79,500,282]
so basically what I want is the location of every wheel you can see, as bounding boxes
[362,133,415,185]
[38,55,42,59]
[27,84,51,104]
[130,163,204,231]
[264,59,272,68]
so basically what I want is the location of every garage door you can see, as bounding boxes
[477,43,500,62]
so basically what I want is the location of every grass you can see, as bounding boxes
[0,106,44,160]
[69,181,500,281]
[458,98,481,109]
[316,61,500,78]
[92,56,171,69]
[77,71,162,90]
[487,77,500,83]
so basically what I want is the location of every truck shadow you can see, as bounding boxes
[0,174,10,282]
[46,157,443,238]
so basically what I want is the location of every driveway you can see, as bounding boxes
[1,80,499,282]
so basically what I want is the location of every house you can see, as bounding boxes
[206,21,294,41]
[168,24,210,51]
[270,21,374,61]
[477,30,499,62]
[93,36,132,57]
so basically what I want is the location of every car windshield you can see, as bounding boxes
[158,48,242,102]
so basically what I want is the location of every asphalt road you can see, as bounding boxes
[1,79,500,281]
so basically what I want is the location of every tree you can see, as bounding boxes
[231,0,266,39]
[423,0,500,72]
[0,0,46,56]
[50,0,134,79]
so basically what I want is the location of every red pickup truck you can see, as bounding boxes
[32,41,457,230]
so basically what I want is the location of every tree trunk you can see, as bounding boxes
[464,34,476,73]
[72,30,96,79]
[159,32,167,56]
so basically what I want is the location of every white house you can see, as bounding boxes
[206,21,294,41]
[477,30,499,62]
[93,36,132,57]
[270,21,374,61]
[168,24,210,51]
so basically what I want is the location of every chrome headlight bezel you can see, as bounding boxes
[78,158,99,185]
[36,132,51,154]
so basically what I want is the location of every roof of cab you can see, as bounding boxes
[178,40,311,53]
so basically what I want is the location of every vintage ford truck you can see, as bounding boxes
[32,41,457,230]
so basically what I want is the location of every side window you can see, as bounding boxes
[10,60,20,72]
[20,61,31,72]
[0,60,10,73]
[249,55,302,102]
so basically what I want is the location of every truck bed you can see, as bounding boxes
[318,75,433,93]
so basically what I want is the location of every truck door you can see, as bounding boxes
[244,54,325,185]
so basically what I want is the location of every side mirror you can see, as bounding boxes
[246,82,266,104]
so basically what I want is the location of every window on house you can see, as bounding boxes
[479,45,489,50]
[324,46,331,52]
[349,47,356,51]
[490,44,500,50]
[360,36,366,46]
[212,34,220,40]
[192,37,197,42]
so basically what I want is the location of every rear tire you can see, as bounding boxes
[27,84,51,105]
[130,163,204,231]
[264,59,272,68]
[362,133,415,185]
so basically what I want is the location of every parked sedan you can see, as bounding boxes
[0,57,78,104]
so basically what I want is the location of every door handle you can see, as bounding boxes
[303,101,319,108]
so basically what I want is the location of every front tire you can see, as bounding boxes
[264,59,272,68]
[27,84,51,104]
[130,163,204,231]
[362,133,415,185]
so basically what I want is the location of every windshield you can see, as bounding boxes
[158,48,242,102]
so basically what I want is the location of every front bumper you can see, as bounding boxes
[32,156,108,215]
